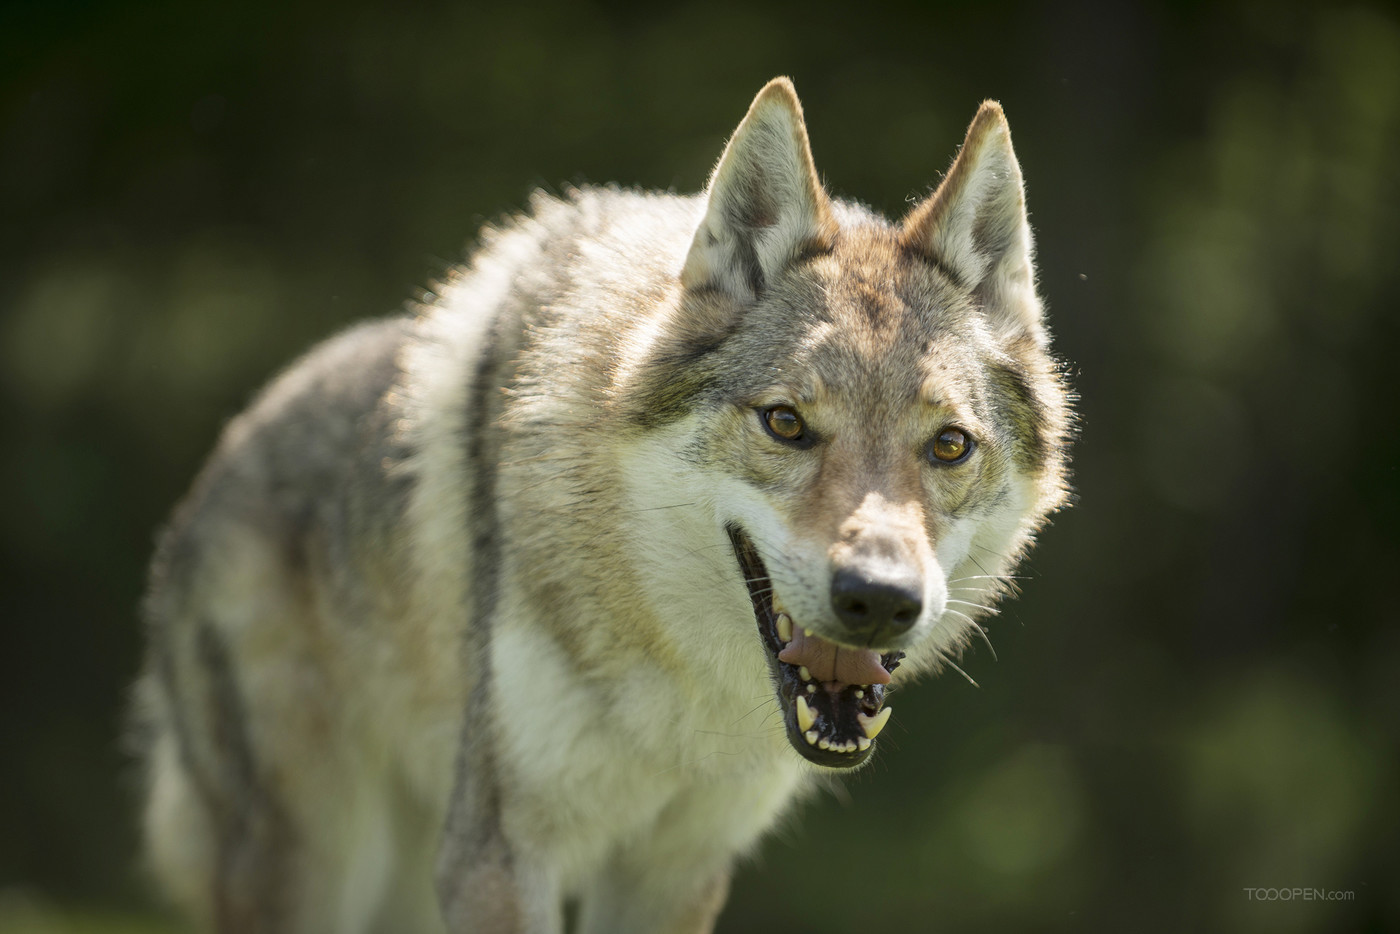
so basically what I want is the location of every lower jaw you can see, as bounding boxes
[726,523,899,768]
[773,660,895,767]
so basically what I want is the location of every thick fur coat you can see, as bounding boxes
[135,78,1072,933]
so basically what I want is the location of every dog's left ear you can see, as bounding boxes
[681,77,837,301]
[902,102,1043,339]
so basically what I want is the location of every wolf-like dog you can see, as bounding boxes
[134,77,1071,933]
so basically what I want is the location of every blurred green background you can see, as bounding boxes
[2,0,1397,931]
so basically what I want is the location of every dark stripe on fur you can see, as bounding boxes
[145,538,245,828]
[987,361,1048,472]
[627,345,727,430]
[904,243,970,292]
[436,298,529,911]
[195,621,293,931]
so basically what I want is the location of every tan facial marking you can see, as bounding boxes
[826,490,932,574]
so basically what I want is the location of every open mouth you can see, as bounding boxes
[727,524,904,768]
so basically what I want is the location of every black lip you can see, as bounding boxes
[726,523,903,768]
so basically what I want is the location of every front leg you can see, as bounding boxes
[434,691,562,934]
[435,842,562,934]
[575,857,731,934]
[576,745,806,934]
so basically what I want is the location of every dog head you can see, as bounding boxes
[619,78,1071,768]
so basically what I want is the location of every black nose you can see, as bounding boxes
[830,565,923,646]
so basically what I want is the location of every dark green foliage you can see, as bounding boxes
[1,1,1397,930]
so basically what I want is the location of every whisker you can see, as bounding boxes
[730,698,776,727]
[967,554,994,579]
[622,501,700,514]
[946,598,997,613]
[942,607,998,661]
[675,541,741,563]
[936,651,980,688]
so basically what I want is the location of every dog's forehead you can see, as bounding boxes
[773,224,985,405]
[831,220,966,312]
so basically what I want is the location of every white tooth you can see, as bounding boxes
[799,666,811,682]
[805,730,818,745]
[795,695,816,732]
[857,736,871,751]
[775,613,793,643]
[806,684,816,694]
[818,738,831,750]
[857,706,892,739]
[854,689,865,699]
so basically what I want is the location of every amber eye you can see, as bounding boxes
[928,427,973,464]
[762,405,806,443]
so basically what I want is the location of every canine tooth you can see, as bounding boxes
[775,613,792,643]
[795,695,816,732]
[805,730,818,745]
[857,736,871,751]
[857,706,892,739]
[799,666,811,682]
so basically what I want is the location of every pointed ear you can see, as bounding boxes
[902,102,1042,337]
[681,78,837,300]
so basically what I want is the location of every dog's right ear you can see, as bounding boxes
[681,78,837,301]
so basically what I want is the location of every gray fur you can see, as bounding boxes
[136,78,1071,933]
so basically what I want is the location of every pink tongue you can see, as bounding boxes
[777,627,891,686]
